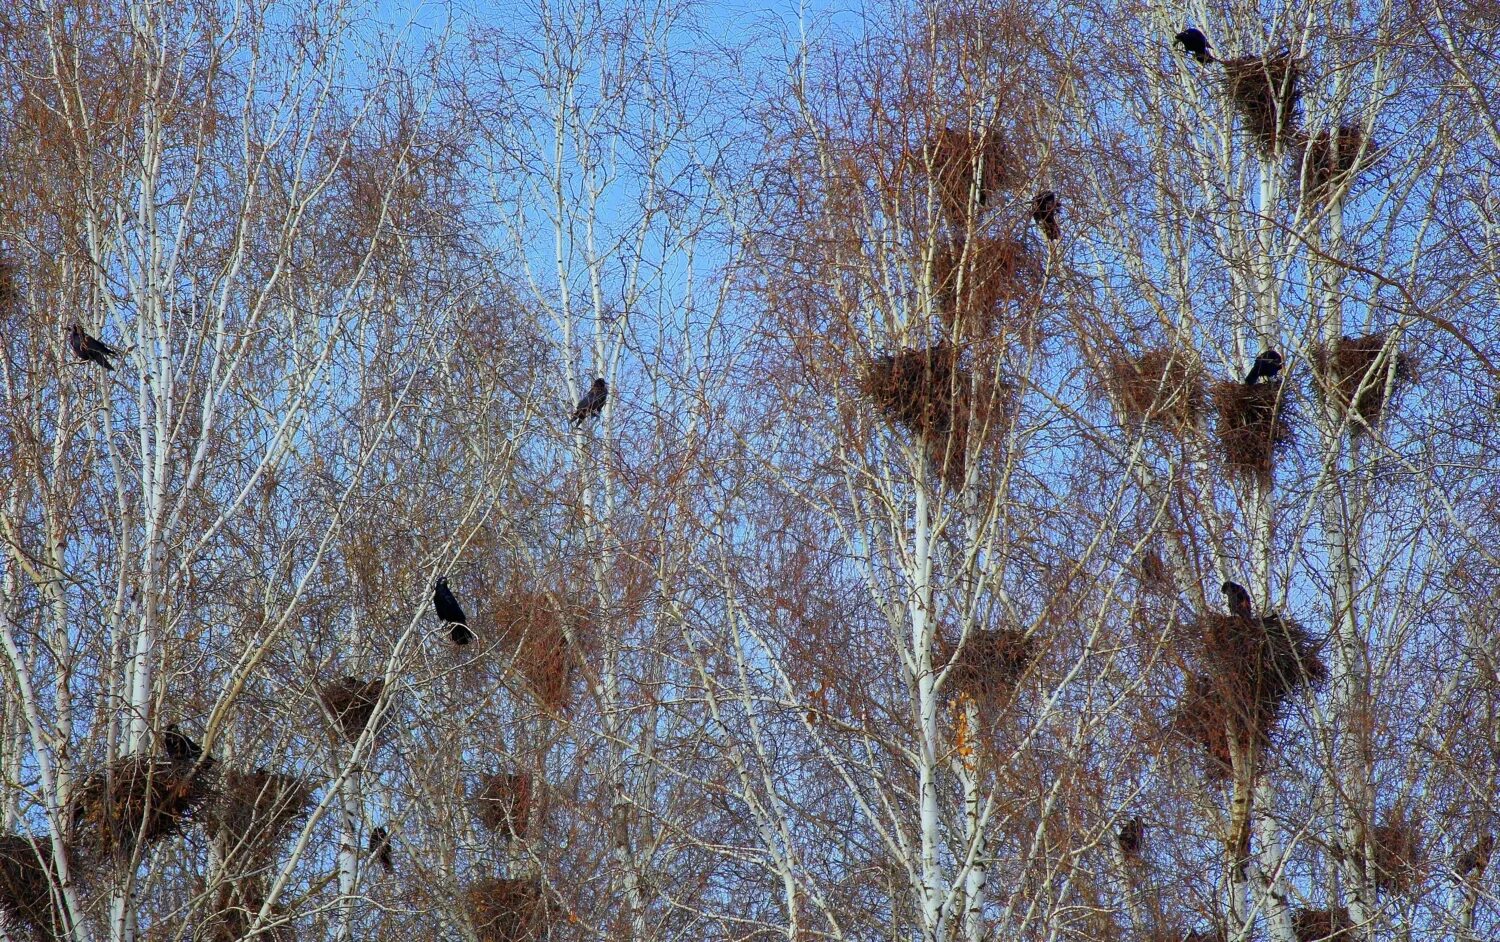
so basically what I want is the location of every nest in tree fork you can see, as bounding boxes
[1211,380,1293,477]
[1222,54,1302,153]
[913,127,1018,229]
[1172,673,1234,781]
[468,877,550,942]
[68,755,216,856]
[862,345,961,439]
[931,236,1040,337]
[1293,907,1353,941]
[319,676,386,742]
[475,772,535,839]
[1199,611,1325,739]
[939,627,1035,710]
[206,768,314,866]
[493,590,580,715]
[1296,125,1372,204]
[923,374,1014,490]
[1313,332,1411,430]
[1107,348,1207,432]
[0,834,62,937]
[1370,811,1424,894]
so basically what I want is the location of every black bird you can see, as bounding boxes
[433,577,471,645]
[1118,817,1144,857]
[1244,349,1284,385]
[370,826,394,873]
[1222,581,1255,621]
[1174,27,1213,65]
[68,324,120,370]
[162,723,203,764]
[1031,191,1061,241]
[571,377,608,428]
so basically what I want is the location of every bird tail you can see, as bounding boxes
[1197,51,1214,65]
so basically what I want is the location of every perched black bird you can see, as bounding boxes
[1031,191,1061,242]
[162,723,203,764]
[571,377,608,428]
[1174,27,1213,65]
[1222,581,1255,621]
[370,826,394,874]
[433,578,471,645]
[1118,817,1144,857]
[68,324,120,371]
[1244,349,1284,385]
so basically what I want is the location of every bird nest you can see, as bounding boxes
[1199,611,1325,739]
[468,877,551,942]
[0,834,61,937]
[1296,126,1372,204]
[1313,332,1411,431]
[1369,812,1424,894]
[319,676,386,742]
[1222,54,1302,153]
[475,772,535,839]
[862,345,962,439]
[68,755,216,857]
[1293,907,1353,941]
[930,236,1040,338]
[1107,348,1207,432]
[924,374,1014,490]
[491,590,580,714]
[1172,673,1234,781]
[938,627,1036,711]
[1211,380,1293,478]
[0,261,18,310]
[206,769,314,866]
[912,127,1018,228]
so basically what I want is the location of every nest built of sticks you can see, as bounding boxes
[1172,672,1234,780]
[0,834,60,937]
[319,676,386,742]
[1296,125,1372,204]
[1222,54,1302,152]
[917,127,1018,228]
[1293,907,1353,941]
[1200,611,1325,737]
[68,755,216,857]
[494,590,579,714]
[0,261,18,310]
[206,768,314,866]
[476,772,535,839]
[931,236,1039,338]
[1211,380,1293,477]
[468,876,550,942]
[940,627,1036,711]
[1108,348,1207,432]
[1370,812,1424,893]
[1314,332,1411,431]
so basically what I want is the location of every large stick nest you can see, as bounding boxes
[1313,332,1411,431]
[493,590,582,714]
[1295,125,1373,204]
[475,772,535,839]
[1199,611,1325,737]
[923,373,1015,490]
[1293,907,1353,941]
[1107,348,1207,432]
[931,236,1040,338]
[1222,54,1302,153]
[1369,811,1425,894]
[206,768,314,866]
[1172,673,1234,781]
[68,755,217,857]
[861,345,961,439]
[912,127,1018,229]
[1211,380,1293,478]
[938,627,1036,711]
[319,676,387,742]
[0,834,61,937]
[468,876,551,942]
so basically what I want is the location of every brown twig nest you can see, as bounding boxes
[1293,906,1353,941]
[1296,126,1372,204]
[0,834,61,937]
[913,127,1018,228]
[68,755,216,856]
[930,236,1040,337]
[1370,811,1424,893]
[861,345,961,439]
[0,261,19,310]
[1222,54,1302,153]
[1107,348,1207,432]
[922,374,1014,489]
[1172,673,1234,781]
[1137,547,1172,589]
[1211,380,1293,478]
[319,676,386,742]
[476,772,535,839]
[1313,332,1411,431]
[939,627,1036,710]
[206,768,314,866]
[1200,612,1325,735]
[468,877,550,942]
